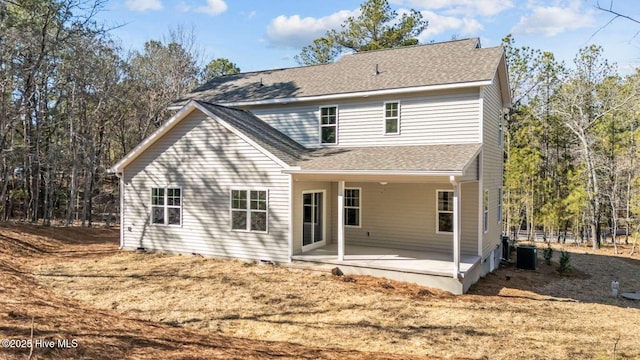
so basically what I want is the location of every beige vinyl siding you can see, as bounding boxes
[481,76,504,258]
[250,105,318,146]
[338,92,480,146]
[460,182,479,254]
[246,89,480,147]
[122,109,290,262]
[329,182,478,255]
[460,155,479,182]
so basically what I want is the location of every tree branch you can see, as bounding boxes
[596,1,640,25]
[590,1,640,43]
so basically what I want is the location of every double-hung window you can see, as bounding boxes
[231,189,268,232]
[344,188,361,227]
[437,190,454,233]
[151,187,182,225]
[484,189,489,233]
[384,102,400,134]
[320,106,337,144]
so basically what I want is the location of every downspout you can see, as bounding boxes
[114,171,124,250]
[478,151,484,258]
[478,87,485,259]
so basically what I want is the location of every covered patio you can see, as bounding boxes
[285,144,487,294]
[291,244,482,294]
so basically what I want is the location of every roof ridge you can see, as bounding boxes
[213,38,482,78]
[338,37,480,59]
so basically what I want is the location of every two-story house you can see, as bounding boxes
[109,38,510,294]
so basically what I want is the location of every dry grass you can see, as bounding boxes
[2,224,640,359]
[0,223,438,360]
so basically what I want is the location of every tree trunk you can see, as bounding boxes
[66,162,77,226]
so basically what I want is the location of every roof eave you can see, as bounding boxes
[282,169,465,177]
[496,51,512,109]
[182,80,493,109]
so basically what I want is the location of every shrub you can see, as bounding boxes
[543,244,554,265]
[557,250,571,274]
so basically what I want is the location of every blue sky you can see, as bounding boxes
[96,0,639,74]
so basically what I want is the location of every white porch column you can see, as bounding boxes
[337,180,345,261]
[450,176,461,278]
[287,174,294,261]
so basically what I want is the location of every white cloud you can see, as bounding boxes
[392,0,513,17]
[266,10,358,48]
[125,0,162,12]
[196,0,227,16]
[418,10,483,41]
[512,1,595,37]
[467,0,514,16]
[176,2,191,12]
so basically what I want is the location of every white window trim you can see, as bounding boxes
[344,187,362,228]
[230,188,269,233]
[497,187,502,225]
[319,105,339,145]
[301,189,327,252]
[499,113,504,148]
[436,189,454,234]
[484,189,489,233]
[383,101,401,135]
[150,186,183,227]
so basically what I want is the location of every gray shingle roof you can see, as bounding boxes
[296,144,481,172]
[196,101,308,165]
[176,38,503,106]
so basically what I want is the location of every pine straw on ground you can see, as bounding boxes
[0,223,443,360]
[2,224,640,359]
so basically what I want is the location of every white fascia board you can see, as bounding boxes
[109,102,199,173]
[496,52,512,108]
[282,169,464,176]
[218,81,492,107]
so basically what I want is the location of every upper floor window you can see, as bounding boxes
[320,106,337,144]
[151,187,182,226]
[231,189,268,232]
[384,102,400,135]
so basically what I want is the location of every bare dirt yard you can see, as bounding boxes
[2,224,640,359]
